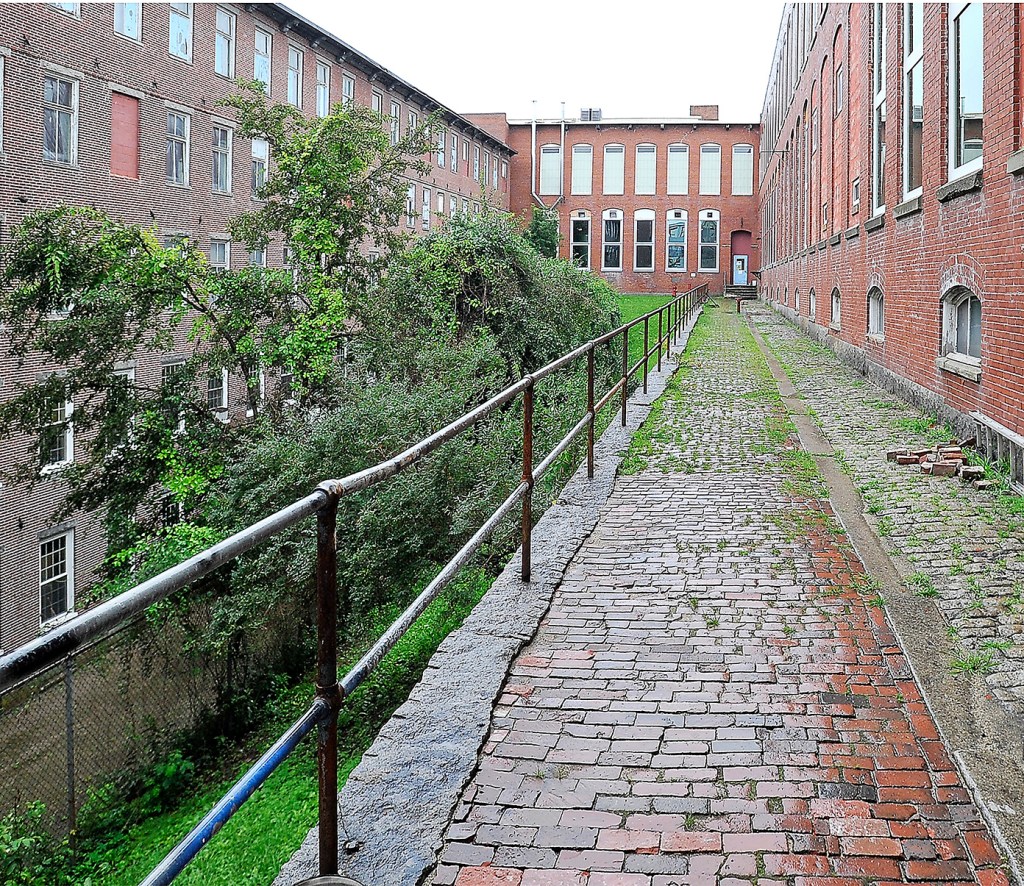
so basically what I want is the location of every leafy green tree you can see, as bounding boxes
[524,206,560,258]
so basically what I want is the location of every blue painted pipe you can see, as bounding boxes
[139,699,331,886]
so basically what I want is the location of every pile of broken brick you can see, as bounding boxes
[887,437,998,490]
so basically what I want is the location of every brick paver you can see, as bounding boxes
[430,303,1009,885]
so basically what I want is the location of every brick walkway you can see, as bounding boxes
[430,304,1009,886]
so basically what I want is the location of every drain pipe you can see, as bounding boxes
[557,101,566,209]
[530,101,566,211]
[531,100,541,208]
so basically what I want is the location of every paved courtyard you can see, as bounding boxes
[429,304,1010,886]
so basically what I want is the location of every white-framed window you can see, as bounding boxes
[40,531,74,626]
[633,209,654,272]
[437,191,445,216]
[634,144,656,195]
[422,186,431,230]
[114,2,141,40]
[463,140,469,161]
[666,209,687,272]
[406,183,416,227]
[809,288,818,321]
[207,369,228,418]
[43,75,77,165]
[868,287,884,337]
[493,156,499,189]
[903,2,924,197]
[212,125,231,194]
[501,160,508,179]
[316,61,331,118]
[209,238,230,271]
[698,209,719,272]
[472,201,480,215]
[570,211,590,268]
[473,144,480,180]
[214,7,235,77]
[795,288,801,312]
[166,110,190,186]
[168,2,192,62]
[830,288,842,328]
[462,197,469,214]
[390,101,401,144]
[602,209,623,271]
[949,3,983,177]
[450,134,458,173]
[667,144,689,195]
[942,287,982,362]
[245,366,267,418]
[732,144,754,195]
[254,28,272,94]
[852,176,861,210]
[288,46,304,108]
[699,144,721,195]
[603,144,625,195]
[41,396,73,470]
[437,129,447,167]
[371,91,382,115]
[834,63,844,116]
[539,144,561,195]
[49,2,80,14]
[872,2,887,215]
[249,247,266,267]
[482,151,489,186]
[341,73,355,105]
[162,359,186,431]
[252,138,269,195]
[571,144,593,195]
[409,109,419,133]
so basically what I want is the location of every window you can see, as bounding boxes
[868,287,884,336]
[635,145,656,195]
[422,187,431,230]
[212,125,231,194]
[43,76,77,164]
[942,288,982,362]
[342,73,355,105]
[539,144,561,195]
[406,183,416,227]
[603,145,624,195]
[795,288,801,312]
[809,288,818,321]
[207,370,228,417]
[0,56,4,152]
[822,200,829,229]
[473,145,480,180]
[667,144,689,195]
[698,209,719,272]
[450,134,458,172]
[41,396,73,470]
[249,247,266,267]
[371,92,382,115]
[834,63,844,116]
[437,191,445,216]
[254,29,272,94]
[602,210,622,271]
[732,144,754,195]
[390,101,401,144]
[316,61,331,118]
[166,110,190,186]
[570,213,590,268]
[409,109,419,133]
[462,197,469,214]
[251,138,269,194]
[438,129,447,167]
[501,161,508,179]
[699,144,721,195]
[288,47,304,108]
[110,92,139,178]
[634,209,654,271]
[168,2,192,62]
[40,532,74,626]
[482,152,489,187]
[666,210,687,271]
[493,155,499,189]
[215,7,235,77]
[872,3,887,214]
[162,360,185,431]
[114,3,141,40]
[904,2,923,196]
[949,3,983,176]
[830,288,841,328]
[463,140,469,161]
[852,176,861,209]
[209,238,230,271]
[49,2,79,13]
[571,145,593,195]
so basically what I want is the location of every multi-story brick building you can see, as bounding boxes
[758,3,1024,477]
[0,2,512,654]
[484,107,761,294]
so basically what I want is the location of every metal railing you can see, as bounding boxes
[0,283,708,885]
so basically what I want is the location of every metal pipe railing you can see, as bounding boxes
[0,283,708,886]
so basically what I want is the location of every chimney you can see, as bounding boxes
[689,104,719,121]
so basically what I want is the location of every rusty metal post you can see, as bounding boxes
[642,316,649,394]
[586,347,595,480]
[316,497,340,878]
[657,309,663,372]
[620,328,628,427]
[64,656,77,849]
[522,379,534,581]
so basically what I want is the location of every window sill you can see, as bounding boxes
[829,323,841,333]
[844,224,860,240]
[864,214,884,233]
[42,159,80,170]
[936,354,981,382]
[867,333,885,344]
[1008,150,1024,176]
[937,169,983,202]
[893,194,922,219]
[41,611,77,632]
[828,233,841,247]
[166,181,192,191]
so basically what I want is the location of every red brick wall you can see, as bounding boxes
[759,3,1024,439]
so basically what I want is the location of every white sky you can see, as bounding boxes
[288,0,786,123]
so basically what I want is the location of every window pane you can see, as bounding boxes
[954,4,983,168]
[700,244,717,269]
[968,297,982,358]
[906,62,923,192]
[636,245,653,269]
[668,221,686,243]
[604,219,620,241]
[604,245,620,268]
[636,219,653,241]
[571,244,589,266]
[667,245,685,268]
[700,219,718,244]
[571,220,589,242]
[956,299,970,354]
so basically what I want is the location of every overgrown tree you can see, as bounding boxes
[524,206,560,258]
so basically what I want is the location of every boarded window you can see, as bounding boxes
[110,92,139,178]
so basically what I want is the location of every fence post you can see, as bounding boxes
[642,316,649,394]
[315,496,340,878]
[522,379,534,581]
[657,309,663,373]
[64,656,77,849]
[620,328,628,427]
[586,347,595,480]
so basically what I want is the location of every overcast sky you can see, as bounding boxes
[288,0,786,123]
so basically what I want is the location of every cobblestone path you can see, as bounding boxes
[430,304,1010,886]
[745,302,1024,716]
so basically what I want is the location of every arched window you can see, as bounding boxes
[570,210,591,269]
[830,288,841,329]
[634,209,655,271]
[697,209,719,272]
[635,144,656,195]
[539,143,561,195]
[795,288,801,312]
[809,288,817,321]
[868,287,884,337]
[603,144,625,195]
[571,144,593,195]
[667,144,689,195]
[602,208,623,271]
[942,287,982,362]
[666,209,687,272]
[699,144,721,195]
[732,144,754,195]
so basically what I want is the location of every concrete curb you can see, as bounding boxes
[273,308,705,886]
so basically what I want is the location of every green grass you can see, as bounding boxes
[617,294,674,376]
[949,650,996,676]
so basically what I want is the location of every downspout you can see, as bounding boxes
[531,100,541,208]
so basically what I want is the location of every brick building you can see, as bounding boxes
[0,2,512,654]
[758,3,1024,472]
[487,108,761,294]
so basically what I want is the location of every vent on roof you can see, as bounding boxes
[580,108,602,122]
